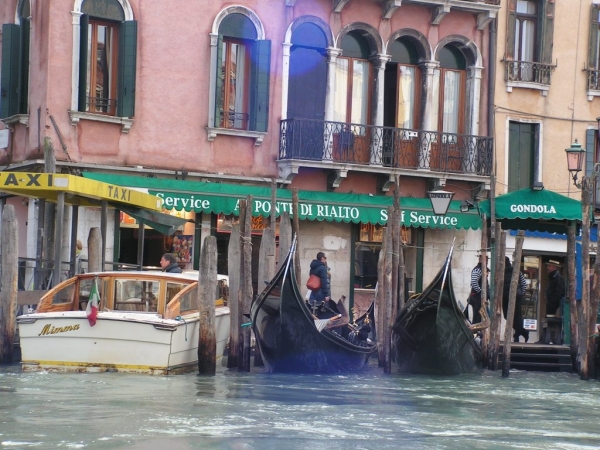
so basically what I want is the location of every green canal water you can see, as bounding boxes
[0,361,599,449]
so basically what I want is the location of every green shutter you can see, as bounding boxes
[589,4,600,70]
[117,20,137,117]
[249,39,271,132]
[1,24,21,119]
[586,128,595,177]
[18,18,30,114]
[508,122,535,191]
[214,34,224,127]
[540,0,555,65]
[78,14,89,112]
[505,0,517,60]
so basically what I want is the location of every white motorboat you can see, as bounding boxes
[17,271,230,375]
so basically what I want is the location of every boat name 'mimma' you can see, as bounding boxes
[510,204,556,214]
[38,324,80,336]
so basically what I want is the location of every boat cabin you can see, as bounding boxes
[35,272,229,319]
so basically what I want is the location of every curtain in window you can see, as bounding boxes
[226,42,247,129]
[397,66,415,129]
[334,59,349,123]
[351,60,369,127]
[442,71,460,134]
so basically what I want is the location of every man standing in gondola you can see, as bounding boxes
[308,252,331,308]
[467,254,489,324]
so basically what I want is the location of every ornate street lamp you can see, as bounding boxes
[565,139,585,188]
[427,189,454,215]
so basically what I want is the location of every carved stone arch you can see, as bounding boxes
[337,22,383,56]
[434,35,481,68]
[73,0,134,20]
[211,5,265,40]
[386,29,432,62]
[285,15,333,48]
[15,0,30,23]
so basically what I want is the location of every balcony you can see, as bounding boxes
[504,60,556,96]
[278,118,492,185]
[585,69,600,101]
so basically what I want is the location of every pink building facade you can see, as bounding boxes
[0,0,498,305]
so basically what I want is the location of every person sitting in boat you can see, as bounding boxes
[308,252,331,310]
[160,253,182,273]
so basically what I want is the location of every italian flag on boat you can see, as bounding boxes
[86,277,100,327]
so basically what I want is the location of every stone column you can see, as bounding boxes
[370,53,391,165]
[323,47,342,160]
[419,61,440,169]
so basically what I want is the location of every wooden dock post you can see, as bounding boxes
[502,230,525,377]
[227,223,241,369]
[487,226,506,370]
[0,205,18,363]
[198,236,217,375]
[87,228,102,273]
[383,217,393,373]
[240,197,253,372]
[376,223,387,367]
[292,189,301,285]
[278,212,292,264]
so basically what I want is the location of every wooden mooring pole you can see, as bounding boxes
[227,223,241,369]
[502,230,525,377]
[198,236,217,375]
[487,226,506,370]
[0,205,18,363]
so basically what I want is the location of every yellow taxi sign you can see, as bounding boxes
[0,172,162,211]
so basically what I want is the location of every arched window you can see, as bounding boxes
[334,31,372,126]
[0,0,31,118]
[287,22,327,121]
[213,10,271,132]
[385,38,420,129]
[77,0,137,117]
[433,44,466,134]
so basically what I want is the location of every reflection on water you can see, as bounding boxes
[1,361,599,449]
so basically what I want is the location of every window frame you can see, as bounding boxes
[334,56,372,126]
[69,0,137,132]
[85,18,120,116]
[207,7,270,146]
[217,37,252,130]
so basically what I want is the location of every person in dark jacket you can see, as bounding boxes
[160,253,182,273]
[502,257,529,343]
[308,252,331,307]
[545,260,565,316]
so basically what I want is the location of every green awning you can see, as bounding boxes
[83,172,481,230]
[479,188,582,233]
[119,205,192,235]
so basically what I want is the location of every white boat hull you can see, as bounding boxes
[18,308,230,375]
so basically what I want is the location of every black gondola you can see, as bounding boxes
[251,238,376,373]
[392,244,484,375]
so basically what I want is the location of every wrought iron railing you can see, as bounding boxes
[586,69,600,91]
[279,118,493,176]
[504,60,555,85]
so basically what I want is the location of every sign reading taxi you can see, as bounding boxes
[0,172,162,211]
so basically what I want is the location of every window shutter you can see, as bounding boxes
[214,34,224,128]
[249,39,271,132]
[505,0,517,60]
[117,20,137,118]
[1,24,21,119]
[18,18,30,114]
[586,128,595,177]
[78,14,89,112]
[589,4,600,70]
[540,0,555,65]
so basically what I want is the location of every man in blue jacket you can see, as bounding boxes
[309,252,331,308]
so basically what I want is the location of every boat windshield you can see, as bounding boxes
[114,279,160,312]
